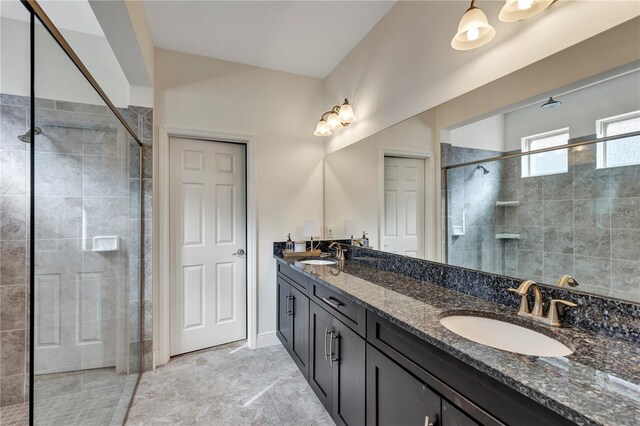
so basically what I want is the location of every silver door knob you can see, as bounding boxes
[232,249,245,256]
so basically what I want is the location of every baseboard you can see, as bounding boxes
[256,331,280,348]
[153,350,161,370]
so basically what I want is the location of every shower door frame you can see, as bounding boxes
[19,0,145,423]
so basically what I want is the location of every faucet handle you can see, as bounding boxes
[546,299,577,327]
[550,299,577,308]
[508,288,530,315]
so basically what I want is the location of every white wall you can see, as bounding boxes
[324,0,640,154]
[0,17,131,107]
[503,70,640,151]
[153,48,325,343]
[450,114,505,152]
[325,110,435,256]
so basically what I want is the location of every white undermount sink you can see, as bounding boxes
[299,259,337,265]
[440,315,573,357]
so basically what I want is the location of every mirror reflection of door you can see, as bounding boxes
[383,156,425,258]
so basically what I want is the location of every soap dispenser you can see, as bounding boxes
[361,231,369,247]
[285,234,294,252]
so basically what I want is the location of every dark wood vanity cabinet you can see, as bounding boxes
[367,344,477,426]
[276,275,309,378]
[276,261,575,426]
[309,300,366,426]
[367,344,442,426]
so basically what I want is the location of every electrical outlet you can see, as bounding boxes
[327,226,334,238]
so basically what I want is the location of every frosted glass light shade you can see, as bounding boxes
[339,100,356,124]
[314,119,332,137]
[499,0,553,22]
[327,112,343,129]
[451,6,495,51]
[302,220,321,238]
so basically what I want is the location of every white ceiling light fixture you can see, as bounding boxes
[499,0,554,22]
[451,0,496,51]
[314,99,356,137]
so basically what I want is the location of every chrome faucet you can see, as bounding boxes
[508,279,577,327]
[329,242,346,260]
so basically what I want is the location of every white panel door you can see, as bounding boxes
[383,157,425,258]
[169,138,246,356]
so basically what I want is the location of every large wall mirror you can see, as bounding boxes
[324,18,640,304]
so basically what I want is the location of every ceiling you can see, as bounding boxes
[143,0,397,78]
[0,0,104,36]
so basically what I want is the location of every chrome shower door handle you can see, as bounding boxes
[232,249,245,256]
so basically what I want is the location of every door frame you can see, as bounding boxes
[378,149,434,261]
[156,125,258,367]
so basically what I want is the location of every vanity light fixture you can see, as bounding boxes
[499,0,553,22]
[451,0,496,51]
[314,98,356,136]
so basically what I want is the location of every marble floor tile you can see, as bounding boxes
[127,342,334,426]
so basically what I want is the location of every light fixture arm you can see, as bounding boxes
[320,106,342,121]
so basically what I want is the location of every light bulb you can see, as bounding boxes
[338,100,356,124]
[517,0,533,10]
[314,119,332,137]
[327,112,343,129]
[466,26,480,41]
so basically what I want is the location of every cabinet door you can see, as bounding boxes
[289,284,309,379]
[367,344,441,426]
[442,400,478,426]
[276,278,291,349]
[332,317,366,426]
[309,302,334,412]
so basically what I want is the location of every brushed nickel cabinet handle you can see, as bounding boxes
[322,296,342,310]
[329,332,339,367]
[328,331,335,366]
[324,327,330,360]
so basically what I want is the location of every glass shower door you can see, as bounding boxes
[31,17,142,425]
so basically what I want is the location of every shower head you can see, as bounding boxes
[476,164,490,174]
[17,127,41,143]
[541,96,561,109]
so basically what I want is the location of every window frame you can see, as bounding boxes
[596,110,640,169]
[521,127,570,178]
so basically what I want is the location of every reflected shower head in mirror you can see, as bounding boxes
[541,96,561,109]
[476,164,490,174]
[17,127,41,143]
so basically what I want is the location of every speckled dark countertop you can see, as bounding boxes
[275,255,640,426]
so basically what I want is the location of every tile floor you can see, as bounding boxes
[126,342,334,425]
[0,403,28,426]
[0,368,137,426]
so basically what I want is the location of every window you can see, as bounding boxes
[521,128,569,177]
[596,111,640,169]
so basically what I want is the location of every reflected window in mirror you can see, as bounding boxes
[521,128,569,178]
[596,110,640,169]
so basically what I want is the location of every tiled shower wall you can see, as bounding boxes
[500,143,640,302]
[0,94,30,407]
[0,94,151,407]
[443,140,640,303]
[442,143,504,273]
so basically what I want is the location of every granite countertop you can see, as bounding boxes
[275,255,640,426]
